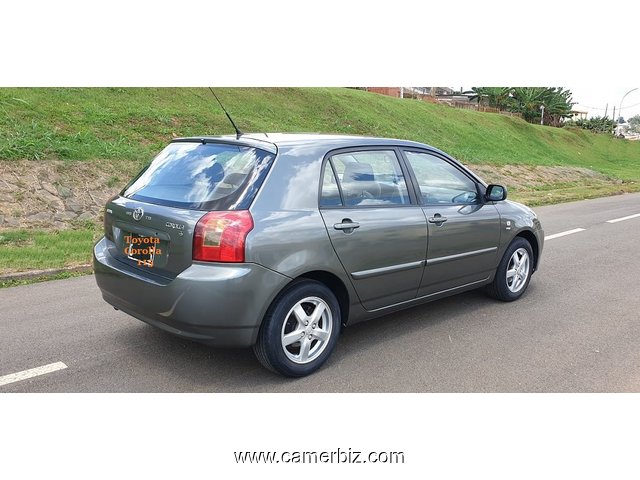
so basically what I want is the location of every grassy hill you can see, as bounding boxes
[1,87,639,279]
[2,87,640,180]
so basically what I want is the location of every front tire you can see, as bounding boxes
[486,237,534,302]
[254,280,341,377]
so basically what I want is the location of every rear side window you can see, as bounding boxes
[320,162,343,207]
[122,142,274,210]
[322,150,411,207]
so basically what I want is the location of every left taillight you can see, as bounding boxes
[193,211,254,263]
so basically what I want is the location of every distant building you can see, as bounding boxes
[364,87,458,101]
[361,86,521,117]
[569,109,588,120]
[365,87,402,98]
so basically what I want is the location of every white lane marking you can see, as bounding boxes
[606,213,640,224]
[0,362,68,387]
[544,228,586,241]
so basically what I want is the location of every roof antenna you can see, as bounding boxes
[208,87,243,139]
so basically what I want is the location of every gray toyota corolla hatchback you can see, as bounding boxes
[94,133,544,376]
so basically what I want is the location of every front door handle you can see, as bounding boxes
[333,219,360,233]
[428,214,448,225]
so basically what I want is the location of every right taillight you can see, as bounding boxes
[193,210,254,263]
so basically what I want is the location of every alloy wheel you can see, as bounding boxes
[280,296,333,364]
[506,247,530,293]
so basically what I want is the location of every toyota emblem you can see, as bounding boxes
[133,207,144,221]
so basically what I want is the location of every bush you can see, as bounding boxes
[564,116,616,134]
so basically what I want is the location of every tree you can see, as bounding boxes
[480,87,513,109]
[628,115,640,134]
[511,87,549,123]
[510,87,575,125]
[463,87,575,126]
[542,88,575,127]
[465,87,513,110]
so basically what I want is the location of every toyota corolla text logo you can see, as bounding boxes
[133,207,144,221]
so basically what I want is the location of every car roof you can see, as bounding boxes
[172,133,448,157]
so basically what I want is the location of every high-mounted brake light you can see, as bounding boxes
[193,211,253,262]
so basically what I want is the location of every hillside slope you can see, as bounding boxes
[2,87,640,180]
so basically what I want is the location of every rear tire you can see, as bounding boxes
[254,280,341,377]
[486,237,534,302]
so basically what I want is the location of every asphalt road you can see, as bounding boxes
[2,193,640,392]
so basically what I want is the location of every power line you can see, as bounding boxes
[575,104,607,110]
[575,101,640,111]
[620,101,640,110]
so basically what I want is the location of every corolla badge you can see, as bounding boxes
[165,222,185,230]
[133,207,144,221]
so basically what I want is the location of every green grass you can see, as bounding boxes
[0,228,98,272]
[1,87,640,180]
[0,270,90,289]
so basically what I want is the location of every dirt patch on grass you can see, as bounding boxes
[471,164,610,187]
[469,164,637,205]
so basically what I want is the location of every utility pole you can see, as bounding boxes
[603,104,608,118]
[540,105,545,125]
[612,106,616,123]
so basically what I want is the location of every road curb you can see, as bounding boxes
[0,264,93,282]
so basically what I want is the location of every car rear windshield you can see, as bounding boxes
[121,141,275,210]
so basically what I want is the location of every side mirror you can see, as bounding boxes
[485,184,507,202]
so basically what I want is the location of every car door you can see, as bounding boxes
[319,148,428,311]
[401,149,501,296]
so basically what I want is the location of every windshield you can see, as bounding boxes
[122,142,274,210]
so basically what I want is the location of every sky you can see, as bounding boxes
[570,86,640,121]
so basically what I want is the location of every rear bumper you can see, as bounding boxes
[93,237,290,347]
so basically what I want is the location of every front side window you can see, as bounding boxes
[322,150,410,207]
[404,151,479,205]
[122,142,274,210]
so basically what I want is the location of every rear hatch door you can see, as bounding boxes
[103,140,276,278]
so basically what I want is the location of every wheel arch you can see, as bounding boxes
[253,269,352,346]
[296,270,350,327]
[515,229,539,271]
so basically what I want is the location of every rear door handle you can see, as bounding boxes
[428,215,448,224]
[333,219,360,233]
